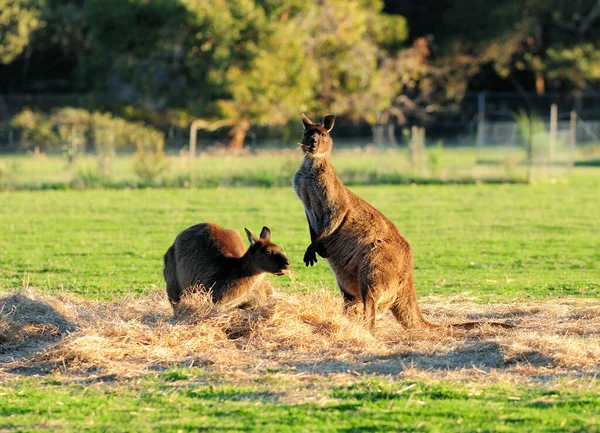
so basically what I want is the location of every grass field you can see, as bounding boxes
[0,145,542,190]
[1,171,598,299]
[1,161,599,432]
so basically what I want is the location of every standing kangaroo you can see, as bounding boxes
[163,223,290,311]
[293,114,510,331]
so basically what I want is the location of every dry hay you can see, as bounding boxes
[1,288,599,384]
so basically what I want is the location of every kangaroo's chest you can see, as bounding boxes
[293,166,335,232]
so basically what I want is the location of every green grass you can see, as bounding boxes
[3,144,596,190]
[2,373,599,432]
[0,146,535,190]
[0,172,598,300]
[1,160,600,432]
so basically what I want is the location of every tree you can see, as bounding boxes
[200,0,316,148]
[440,0,600,94]
[0,0,45,64]
[181,0,411,148]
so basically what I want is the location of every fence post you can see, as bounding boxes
[189,120,199,188]
[476,91,486,158]
[526,116,533,184]
[71,125,78,171]
[549,103,557,164]
[409,126,425,175]
[569,111,576,173]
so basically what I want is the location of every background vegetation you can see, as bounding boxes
[2,0,600,150]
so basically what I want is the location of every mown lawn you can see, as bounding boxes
[2,374,599,432]
[0,171,598,300]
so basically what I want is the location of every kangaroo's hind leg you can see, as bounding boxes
[360,283,378,332]
[358,261,395,333]
[339,284,361,316]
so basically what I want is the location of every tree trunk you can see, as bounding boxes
[535,72,545,95]
[228,119,250,149]
[371,125,384,146]
[386,123,398,146]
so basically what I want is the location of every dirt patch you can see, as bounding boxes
[1,288,599,383]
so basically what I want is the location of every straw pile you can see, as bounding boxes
[1,288,599,381]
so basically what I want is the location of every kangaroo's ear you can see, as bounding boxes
[322,114,335,132]
[259,226,271,241]
[245,228,257,246]
[301,113,313,130]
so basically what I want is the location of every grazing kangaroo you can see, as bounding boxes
[293,113,511,332]
[163,223,290,311]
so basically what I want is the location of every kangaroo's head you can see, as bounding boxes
[244,226,291,275]
[300,113,335,158]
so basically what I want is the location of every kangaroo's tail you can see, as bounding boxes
[391,276,513,330]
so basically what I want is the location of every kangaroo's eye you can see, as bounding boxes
[321,133,326,138]
[266,251,273,256]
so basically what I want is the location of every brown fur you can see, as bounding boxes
[163,223,290,313]
[293,114,512,332]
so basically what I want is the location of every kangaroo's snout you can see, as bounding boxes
[301,134,319,153]
[274,254,291,276]
[273,254,291,275]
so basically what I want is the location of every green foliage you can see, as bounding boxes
[10,109,59,151]
[69,0,412,144]
[0,0,45,64]
[302,0,401,117]
[72,161,106,188]
[547,44,600,88]
[3,0,600,141]
[132,144,169,183]
[427,140,444,176]
[371,13,409,52]
[10,108,165,153]
[513,110,550,160]
[441,0,600,91]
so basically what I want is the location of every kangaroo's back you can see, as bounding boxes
[176,222,246,261]
[170,223,245,298]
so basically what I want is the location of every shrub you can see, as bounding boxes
[11,107,165,153]
[10,109,59,151]
[133,139,169,183]
[72,162,105,189]
[427,140,444,176]
[513,110,549,161]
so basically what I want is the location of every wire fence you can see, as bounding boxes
[1,91,599,168]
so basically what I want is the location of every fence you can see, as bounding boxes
[1,91,600,157]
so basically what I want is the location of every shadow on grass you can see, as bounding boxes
[288,340,520,375]
[574,159,600,167]
[0,291,76,375]
[1,173,528,191]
